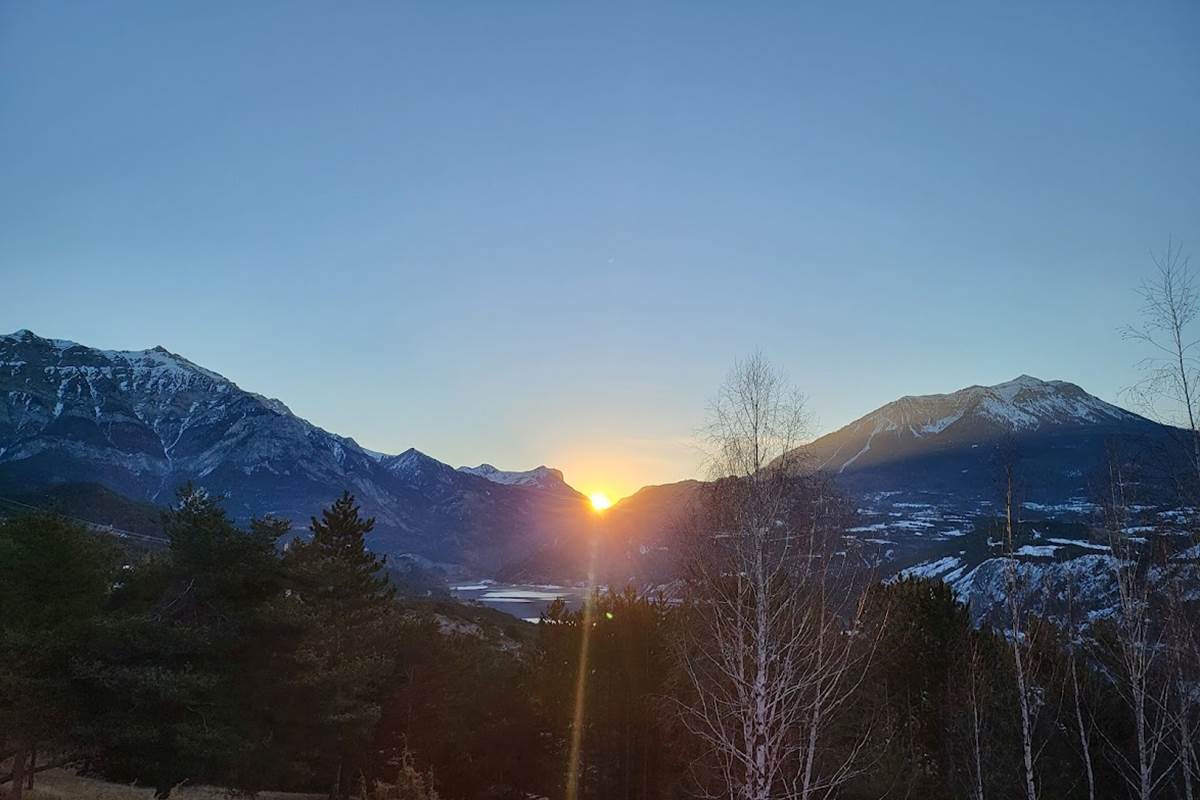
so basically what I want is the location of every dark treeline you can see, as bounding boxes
[1,477,1197,800]
[0,485,684,800]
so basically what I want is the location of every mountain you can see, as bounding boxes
[798,375,1172,503]
[509,377,1185,587]
[457,463,571,491]
[0,329,591,573]
[774,376,1194,622]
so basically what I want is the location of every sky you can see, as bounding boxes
[2,2,1199,500]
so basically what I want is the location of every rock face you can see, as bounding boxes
[0,329,590,573]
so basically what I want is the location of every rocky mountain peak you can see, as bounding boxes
[457,463,567,489]
[867,375,1135,439]
[793,375,1162,500]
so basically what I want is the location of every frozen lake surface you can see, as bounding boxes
[449,581,590,623]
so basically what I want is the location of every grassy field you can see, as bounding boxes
[18,769,322,800]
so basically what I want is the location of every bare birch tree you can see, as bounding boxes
[1123,238,1200,493]
[1121,246,1200,797]
[996,441,1039,800]
[963,640,991,800]
[1098,448,1174,800]
[677,354,879,800]
[1164,573,1198,800]
[1063,579,1097,800]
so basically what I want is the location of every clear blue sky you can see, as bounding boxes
[2,2,1198,498]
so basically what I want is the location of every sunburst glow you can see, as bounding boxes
[589,492,612,511]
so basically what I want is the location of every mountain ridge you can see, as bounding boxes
[2,329,1179,582]
[790,374,1168,503]
[0,329,590,573]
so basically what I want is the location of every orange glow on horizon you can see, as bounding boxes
[550,436,700,505]
[589,492,612,511]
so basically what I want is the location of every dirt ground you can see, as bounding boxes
[11,769,322,800]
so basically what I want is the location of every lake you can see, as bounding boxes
[449,581,591,623]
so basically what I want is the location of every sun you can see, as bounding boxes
[589,492,612,512]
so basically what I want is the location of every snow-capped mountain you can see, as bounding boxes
[0,329,590,572]
[458,463,568,491]
[812,375,1139,471]
[799,375,1169,502]
[506,376,1180,585]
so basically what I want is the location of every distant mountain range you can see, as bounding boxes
[0,329,1182,583]
[0,329,590,574]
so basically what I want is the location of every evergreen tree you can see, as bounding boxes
[533,587,682,800]
[0,511,119,800]
[80,484,292,798]
[375,613,546,800]
[284,491,398,799]
[854,577,973,799]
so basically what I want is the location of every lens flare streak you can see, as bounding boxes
[564,529,599,800]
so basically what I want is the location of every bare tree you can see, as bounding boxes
[1123,239,1200,491]
[677,354,879,800]
[1163,565,1199,800]
[996,441,1039,800]
[1097,449,1174,800]
[1063,579,1097,800]
[1118,239,1200,800]
[963,639,994,800]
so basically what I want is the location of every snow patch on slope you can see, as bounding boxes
[812,375,1145,474]
[458,463,565,488]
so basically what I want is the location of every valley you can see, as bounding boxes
[2,327,1194,625]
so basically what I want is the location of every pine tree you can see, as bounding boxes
[0,511,118,800]
[284,491,398,799]
[80,484,292,798]
[530,587,681,800]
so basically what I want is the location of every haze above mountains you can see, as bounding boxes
[0,329,1177,581]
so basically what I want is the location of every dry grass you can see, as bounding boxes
[17,769,321,800]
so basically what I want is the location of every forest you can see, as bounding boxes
[1,356,1198,800]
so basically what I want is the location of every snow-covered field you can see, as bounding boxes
[859,491,1199,623]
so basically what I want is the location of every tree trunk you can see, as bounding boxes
[800,613,826,800]
[1012,640,1037,800]
[7,741,28,800]
[0,755,77,788]
[1134,682,1151,800]
[1071,658,1095,800]
[329,755,343,800]
[971,696,985,800]
[750,565,770,800]
[968,648,986,800]
[24,745,34,791]
[1181,697,1195,800]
